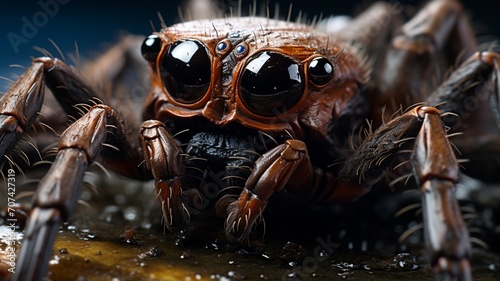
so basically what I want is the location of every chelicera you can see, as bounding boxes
[1,1,499,280]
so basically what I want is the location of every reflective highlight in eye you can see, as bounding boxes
[160,40,211,103]
[141,34,162,62]
[234,43,249,59]
[308,57,334,86]
[240,51,304,117]
[217,41,228,52]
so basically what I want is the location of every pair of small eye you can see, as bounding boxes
[141,35,335,117]
[216,39,248,58]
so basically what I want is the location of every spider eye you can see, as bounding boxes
[141,35,163,62]
[308,57,334,86]
[240,51,303,117]
[160,40,211,103]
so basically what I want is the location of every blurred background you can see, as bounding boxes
[0,0,499,91]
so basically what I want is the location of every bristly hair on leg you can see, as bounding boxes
[48,39,66,63]
[67,41,82,70]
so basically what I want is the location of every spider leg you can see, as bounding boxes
[0,57,98,169]
[0,62,45,166]
[329,1,404,71]
[426,51,500,129]
[139,120,189,231]
[1,49,146,280]
[1,45,147,177]
[79,35,149,130]
[338,49,500,281]
[339,104,472,281]
[218,140,312,241]
[13,105,124,281]
[219,136,371,242]
[413,106,472,281]
[425,51,500,182]
[37,57,97,119]
[367,0,477,122]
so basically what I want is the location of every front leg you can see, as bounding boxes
[14,105,126,281]
[413,107,471,280]
[139,120,190,231]
[0,62,45,165]
[0,57,98,168]
[222,140,313,242]
[346,50,500,281]
[340,104,471,280]
[1,38,147,175]
[220,139,370,242]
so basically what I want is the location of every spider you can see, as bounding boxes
[1,0,499,280]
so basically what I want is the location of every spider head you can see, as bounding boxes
[141,18,366,142]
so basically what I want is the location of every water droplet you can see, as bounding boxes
[260,252,273,260]
[139,245,162,259]
[286,271,299,279]
[141,221,152,230]
[209,273,221,279]
[311,272,322,278]
[210,240,220,250]
[77,229,96,240]
[102,205,124,223]
[147,245,163,257]
[393,253,418,270]
[280,241,306,264]
[331,261,361,272]
[114,194,126,204]
[124,207,139,221]
[227,270,245,279]
[315,248,328,260]
[49,257,59,265]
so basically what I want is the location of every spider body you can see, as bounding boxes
[1,1,499,280]
[139,17,369,235]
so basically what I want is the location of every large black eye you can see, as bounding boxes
[240,51,303,117]
[160,40,211,103]
[141,35,163,62]
[308,57,334,86]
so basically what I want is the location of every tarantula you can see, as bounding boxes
[1,0,499,280]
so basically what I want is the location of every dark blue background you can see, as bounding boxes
[1,0,498,92]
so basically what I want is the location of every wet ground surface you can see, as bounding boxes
[1,174,500,281]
